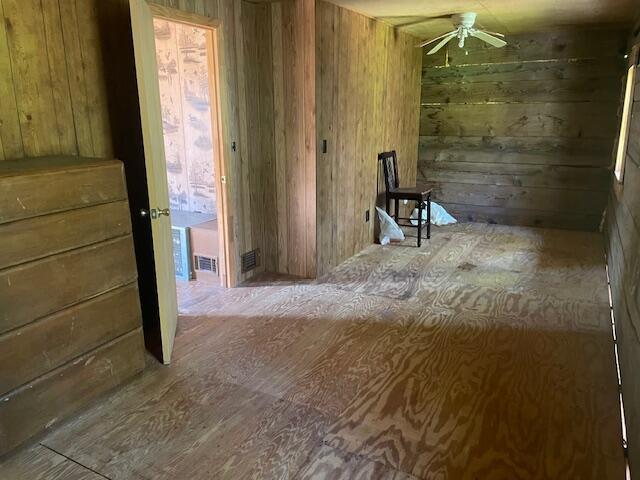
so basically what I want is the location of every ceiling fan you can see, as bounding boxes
[416,12,507,55]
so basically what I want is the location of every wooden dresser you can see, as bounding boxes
[0,157,145,455]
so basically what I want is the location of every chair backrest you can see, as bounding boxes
[378,151,399,192]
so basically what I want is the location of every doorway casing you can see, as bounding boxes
[130,0,234,364]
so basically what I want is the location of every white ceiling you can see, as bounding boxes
[327,0,640,39]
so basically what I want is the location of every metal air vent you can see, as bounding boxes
[241,248,260,273]
[194,255,217,274]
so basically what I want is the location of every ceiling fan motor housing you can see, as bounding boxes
[454,12,477,28]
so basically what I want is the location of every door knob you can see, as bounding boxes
[140,208,170,219]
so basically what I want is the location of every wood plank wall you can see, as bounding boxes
[0,0,293,359]
[315,1,422,277]
[606,17,640,477]
[0,157,145,455]
[0,0,113,159]
[0,0,297,284]
[419,28,628,230]
[271,0,317,278]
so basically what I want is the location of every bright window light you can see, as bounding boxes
[615,48,639,183]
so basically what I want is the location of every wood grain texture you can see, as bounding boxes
[0,0,113,159]
[605,22,640,477]
[419,28,626,231]
[0,328,144,455]
[271,0,317,277]
[315,0,422,277]
[420,102,619,138]
[0,200,131,270]
[3,222,624,479]
[0,0,292,289]
[0,283,141,395]
[0,235,138,334]
[419,135,614,167]
[0,155,144,457]
[0,157,127,224]
[0,444,104,480]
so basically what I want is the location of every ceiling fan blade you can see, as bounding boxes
[416,30,457,48]
[480,30,505,38]
[471,30,507,48]
[423,32,458,54]
[385,14,452,29]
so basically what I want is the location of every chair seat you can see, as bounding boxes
[387,186,432,201]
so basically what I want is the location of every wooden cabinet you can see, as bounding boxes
[0,157,145,455]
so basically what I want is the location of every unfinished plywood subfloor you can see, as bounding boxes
[1,223,625,479]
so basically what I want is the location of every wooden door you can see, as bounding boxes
[129,0,178,364]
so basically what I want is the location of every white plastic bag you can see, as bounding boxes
[376,207,405,245]
[410,201,457,226]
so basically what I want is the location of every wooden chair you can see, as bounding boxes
[378,150,432,247]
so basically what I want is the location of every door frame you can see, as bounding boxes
[148,3,235,288]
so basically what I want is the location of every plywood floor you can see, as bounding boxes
[1,224,625,479]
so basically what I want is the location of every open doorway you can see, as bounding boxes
[152,15,228,312]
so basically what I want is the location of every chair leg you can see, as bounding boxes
[427,195,431,240]
[386,195,390,214]
[417,202,423,248]
[394,198,399,222]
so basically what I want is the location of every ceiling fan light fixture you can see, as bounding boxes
[416,12,507,54]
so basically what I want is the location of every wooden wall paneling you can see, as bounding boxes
[0,235,138,334]
[0,0,23,160]
[420,102,620,138]
[234,0,254,276]
[335,5,350,264]
[2,0,63,156]
[357,16,370,250]
[418,136,614,168]
[303,0,316,278]
[0,200,132,270]
[40,0,77,156]
[446,203,603,231]
[57,0,96,157]
[420,162,610,191]
[315,0,332,275]
[423,77,623,104]
[315,0,422,276]
[419,27,626,230]
[0,283,141,395]
[0,159,127,223]
[429,182,606,213]
[605,19,640,476]
[215,0,243,286]
[271,2,288,274]
[0,328,145,455]
[256,3,278,274]
[0,156,144,456]
[283,0,304,276]
[241,0,277,274]
[423,57,624,85]
[74,0,113,158]
[271,0,316,278]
